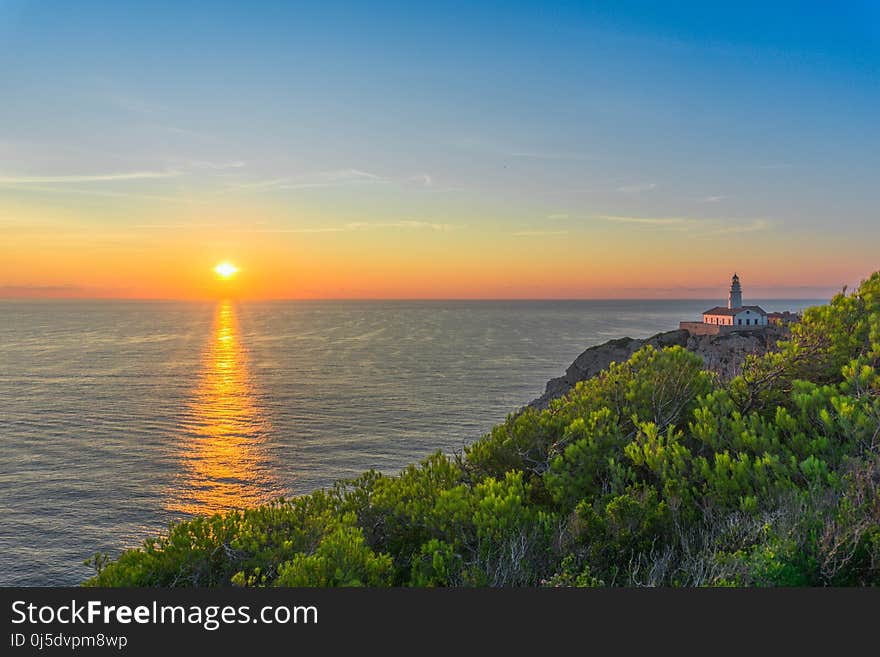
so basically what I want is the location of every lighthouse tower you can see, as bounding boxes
[728,273,743,309]
[684,272,770,333]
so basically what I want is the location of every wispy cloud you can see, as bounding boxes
[106,93,163,116]
[279,227,347,233]
[355,221,453,231]
[758,163,792,170]
[150,123,221,142]
[404,173,433,187]
[94,78,222,142]
[232,169,440,193]
[0,170,180,184]
[616,182,657,193]
[232,169,389,192]
[0,284,88,296]
[0,161,248,202]
[512,230,569,237]
[4,184,193,203]
[0,283,133,298]
[707,219,769,234]
[695,195,728,203]
[138,221,459,234]
[232,177,290,191]
[508,151,593,161]
[592,214,771,235]
[546,213,569,220]
[595,215,694,227]
[321,169,382,182]
[180,159,246,171]
[135,223,220,229]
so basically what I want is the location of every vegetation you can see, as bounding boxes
[85,272,880,587]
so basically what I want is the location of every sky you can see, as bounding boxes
[1,1,877,299]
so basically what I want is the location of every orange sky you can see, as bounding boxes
[1,192,870,299]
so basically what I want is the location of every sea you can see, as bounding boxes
[0,298,824,585]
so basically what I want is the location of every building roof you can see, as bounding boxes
[703,305,767,316]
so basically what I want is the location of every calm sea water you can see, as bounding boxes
[0,298,823,585]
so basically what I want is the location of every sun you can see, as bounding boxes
[214,262,239,279]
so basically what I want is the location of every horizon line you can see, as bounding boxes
[0,294,835,303]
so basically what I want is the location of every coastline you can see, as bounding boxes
[529,324,787,409]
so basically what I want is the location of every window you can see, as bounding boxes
[738,319,742,325]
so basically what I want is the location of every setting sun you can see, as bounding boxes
[214,262,239,279]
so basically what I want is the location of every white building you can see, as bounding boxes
[702,274,768,328]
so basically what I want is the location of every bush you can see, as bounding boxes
[274,520,394,587]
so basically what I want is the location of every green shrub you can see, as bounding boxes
[274,520,394,587]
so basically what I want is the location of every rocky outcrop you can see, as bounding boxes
[530,325,786,409]
[686,326,784,382]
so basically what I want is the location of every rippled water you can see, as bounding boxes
[0,298,822,585]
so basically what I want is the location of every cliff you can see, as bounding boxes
[530,325,786,409]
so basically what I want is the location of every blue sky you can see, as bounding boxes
[1,1,877,298]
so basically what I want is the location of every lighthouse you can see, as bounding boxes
[728,273,743,309]
[680,272,772,334]
[695,273,768,329]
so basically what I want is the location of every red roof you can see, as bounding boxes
[703,305,767,316]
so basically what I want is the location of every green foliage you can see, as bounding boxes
[466,345,713,484]
[544,408,629,510]
[732,271,880,414]
[343,452,464,581]
[409,539,461,586]
[568,486,673,581]
[392,470,558,586]
[542,555,604,587]
[731,538,817,587]
[86,272,880,588]
[84,493,340,587]
[274,520,394,587]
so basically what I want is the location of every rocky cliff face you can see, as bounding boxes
[530,325,786,409]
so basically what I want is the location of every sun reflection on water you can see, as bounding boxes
[168,300,282,515]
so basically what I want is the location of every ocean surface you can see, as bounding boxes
[0,298,823,585]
